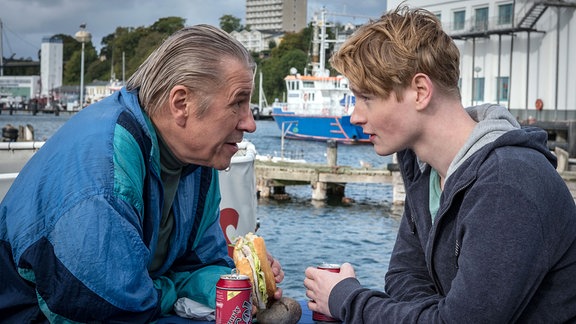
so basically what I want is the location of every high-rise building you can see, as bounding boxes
[40,37,63,97]
[246,0,307,32]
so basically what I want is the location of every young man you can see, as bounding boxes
[304,6,576,323]
[0,25,283,322]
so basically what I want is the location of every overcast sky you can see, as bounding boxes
[0,0,387,60]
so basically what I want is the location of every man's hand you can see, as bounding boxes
[304,262,356,318]
[252,253,285,315]
[268,252,284,299]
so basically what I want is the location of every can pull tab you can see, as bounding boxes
[230,268,246,279]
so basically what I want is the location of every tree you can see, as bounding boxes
[150,17,186,35]
[54,15,319,95]
[219,14,242,33]
[63,41,97,85]
[63,17,186,85]
[261,49,308,104]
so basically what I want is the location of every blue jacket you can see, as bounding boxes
[329,124,576,322]
[0,88,234,322]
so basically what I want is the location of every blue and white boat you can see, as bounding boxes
[271,73,368,144]
[271,9,369,144]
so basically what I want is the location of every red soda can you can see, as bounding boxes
[312,263,341,322]
[216,274,252,324]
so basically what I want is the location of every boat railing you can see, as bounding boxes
[0,141,45,150]
[286,101,348,116]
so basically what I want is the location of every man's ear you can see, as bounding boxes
[169,85,191,126]
[412,73,433,111]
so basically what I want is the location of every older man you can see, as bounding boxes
[0,25,283,322]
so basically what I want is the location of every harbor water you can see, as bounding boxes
[0,112,401,302]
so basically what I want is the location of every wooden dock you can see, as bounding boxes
[523,120,576,157]
[255,143,576,205]
[255,160,405,204]
[256,157,576,204]
[255,141,406,204]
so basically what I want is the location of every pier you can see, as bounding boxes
[255,139,576,205]
[255,141,406,204]
[525,120,576,158]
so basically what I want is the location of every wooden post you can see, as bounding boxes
[392,153,406,205]
[555,147,569,172]
[322,140,345,201]
[326,140,337,167]
[568,121,576,158]
[256,178,272,198]
[312,181,327,200]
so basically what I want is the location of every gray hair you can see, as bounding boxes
[126,24,255,116]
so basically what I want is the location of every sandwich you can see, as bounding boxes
[232,232,277,309]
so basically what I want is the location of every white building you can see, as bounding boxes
[231,29,283,52]
[246,0,308,32]
[40,37,63,98]
[388,0,576,121]
[84,79,123,104]
[0,76,41,104]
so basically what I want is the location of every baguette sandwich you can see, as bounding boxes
[232,232,277,309]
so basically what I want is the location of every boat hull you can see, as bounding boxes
[272,108,369,144]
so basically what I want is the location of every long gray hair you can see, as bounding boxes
[126,24,255,116]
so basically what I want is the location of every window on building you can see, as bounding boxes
[498,3,513,25]
[303,81,314,88]
[475,7,489,31]
[496,76,509,101]
[435,12,442,22]
[454,10,465,30]
[473,77,485,103]
[289,80,299,91]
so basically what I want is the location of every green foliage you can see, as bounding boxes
[42,13,328,107]
[62,41,97,84]
[256,25,314,104]
[150,17,186,34]
[219,14,243,33]
[59,17,185,85]
[260,49,308,103]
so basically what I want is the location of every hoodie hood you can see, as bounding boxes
[446,104,521,179]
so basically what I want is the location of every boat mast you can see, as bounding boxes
[110,50,115,81]
[311,7,329,77]
[312,9,373,78]
[319,8,327,77]
[0,18,4,76]
[259,71,263,109]
[311,13,319,76]
[122,51,126,83]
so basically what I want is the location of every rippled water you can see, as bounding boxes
[0,112,402,301]
[256,198,401,300]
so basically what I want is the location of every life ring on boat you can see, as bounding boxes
[535,98,544,111]
[322,107,329,115]
[282,104,288,111]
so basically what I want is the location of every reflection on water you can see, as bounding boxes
[0,114,403,300]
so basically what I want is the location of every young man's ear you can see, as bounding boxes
[412,73,433,111]
[169,85,191,126]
